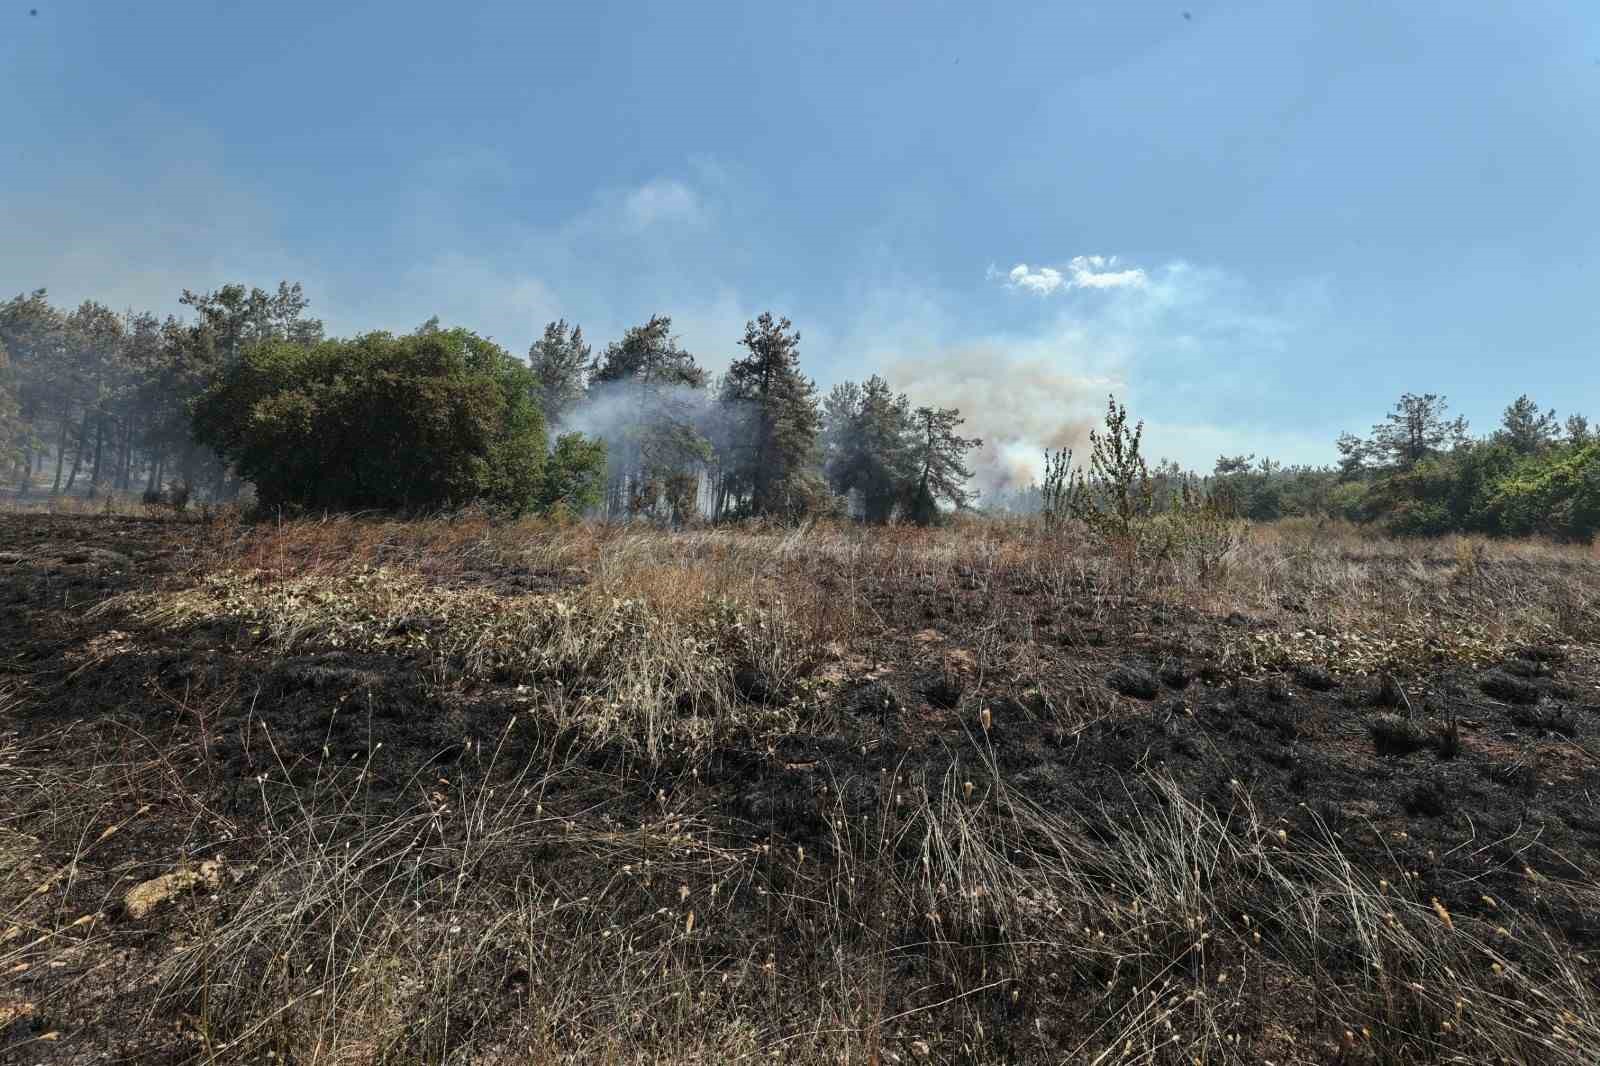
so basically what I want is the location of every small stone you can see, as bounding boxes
[123,860,224,920]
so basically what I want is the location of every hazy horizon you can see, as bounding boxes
[5,1,1597,475]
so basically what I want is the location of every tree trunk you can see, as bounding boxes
[147,452,164,496]
[88,414,107,499]
[117,418,135,491]
[51,403,72,494]
[64,407,92,493]
[180,443,200,494]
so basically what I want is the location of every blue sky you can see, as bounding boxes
[3,0,1597,480]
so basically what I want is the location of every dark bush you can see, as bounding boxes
[193,328,604,515]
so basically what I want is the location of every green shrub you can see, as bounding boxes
[1485,443,1600,542]
[194,328,597,516]
[1327,480,1368,522]
[1165,476,1242,583]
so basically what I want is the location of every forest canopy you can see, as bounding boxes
[1,282,1595,541]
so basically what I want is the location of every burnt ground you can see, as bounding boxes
[3,513,1600,1063]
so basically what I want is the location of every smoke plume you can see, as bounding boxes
[887,345,1111,501]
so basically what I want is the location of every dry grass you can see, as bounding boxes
[157,512,1600,684]
[4,512,1599,1062]
[6,723,1597,1063]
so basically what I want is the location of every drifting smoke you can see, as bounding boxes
[553,379,713,444]
[545,334,1119,515]
[888,345,1114,502]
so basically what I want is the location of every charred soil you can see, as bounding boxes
[3,512,1599,1064]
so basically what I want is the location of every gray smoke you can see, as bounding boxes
[887,345,1109,501]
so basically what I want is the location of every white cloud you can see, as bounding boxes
[1065,254,1148,289]
[1003,263,1064,294]
[994,255,1148,295]
[623,179,705,228]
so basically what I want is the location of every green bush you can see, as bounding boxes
[1326,480,1368,522]
[194,328,601,515]
[537,432,609,515]
[1485,443,1600,542]
[1352,439,1598,543]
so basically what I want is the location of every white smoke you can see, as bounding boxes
[887,345,1115,501]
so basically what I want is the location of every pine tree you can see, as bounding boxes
[59,302,125,495]
[904,405,982,524]
[1073,394,1155,542]
[0,290,66,492]
[820,380,862,471]
[527,319,590,427]
[0,335,20,477]
[826,375,914,523]
[588,315,710,520]
[1370,393,1470,469]
[718,312,821,519]
[1496,394,1559,454]
[166,282,325,499]
[1334,432,1372,480]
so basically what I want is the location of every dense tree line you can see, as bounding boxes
[1,284,983,524]
[990,390,1597,544]
[1333,392,1599,541]
[0,284,314,502]
[15,277,1581,540]
[1193,392,1597,541]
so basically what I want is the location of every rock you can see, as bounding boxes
[123,860,224,920]
[1107,665,1160,700]
[1479,670,1541,706]
[910,1039,932,1060]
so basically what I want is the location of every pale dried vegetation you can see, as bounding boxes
[4,511,1599,1063]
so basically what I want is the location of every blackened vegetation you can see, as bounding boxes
[1480,668,1543,705]
[3,513,1599,1063]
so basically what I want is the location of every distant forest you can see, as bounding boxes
[0,283,981,525]
[2,282,1596,540]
